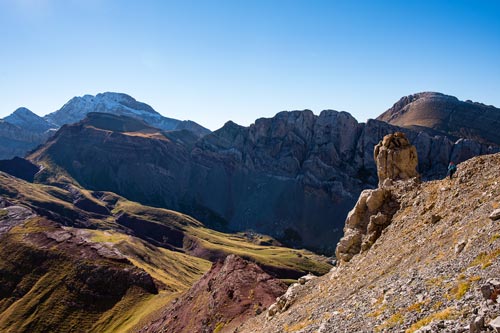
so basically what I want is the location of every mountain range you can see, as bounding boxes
[23,92,500,254]
[0,92,210,160]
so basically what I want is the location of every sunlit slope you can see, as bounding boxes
[0,171,330,332]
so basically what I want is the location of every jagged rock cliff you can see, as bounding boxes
[238,152,500,332]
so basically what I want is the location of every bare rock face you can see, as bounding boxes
[336,132,419,263]
[374,132,419,186]
[335,187,398,262]
[138,254,286,333]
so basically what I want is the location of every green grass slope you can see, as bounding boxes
[0,171,330,332]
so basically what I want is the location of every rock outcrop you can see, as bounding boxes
[267,273,317,320]
[139,255,287,333]
[336,132,419,263]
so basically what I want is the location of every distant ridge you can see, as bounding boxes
[0,92,211,159]
[44,92,211,137]
[377,92,500,145]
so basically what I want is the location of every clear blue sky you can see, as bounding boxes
[1,0,499,130]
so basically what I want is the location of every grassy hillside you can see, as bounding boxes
[0,171,331,332]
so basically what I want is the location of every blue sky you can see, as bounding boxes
[1,0,499,130]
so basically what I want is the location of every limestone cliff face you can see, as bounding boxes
[29,111,499,254]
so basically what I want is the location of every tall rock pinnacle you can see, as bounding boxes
[336,132,420,263]
[374,132,419,186]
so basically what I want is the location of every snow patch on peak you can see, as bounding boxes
[43,92,211,137]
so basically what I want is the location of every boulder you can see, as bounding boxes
[470,316,485,333]
[490,208,500,221]
[481,279,500,301]
[298,273,316,285]
[454,239,467,254]
[490,316,500,333]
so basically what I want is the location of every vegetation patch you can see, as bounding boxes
[447,280,470,300]
[213,321,225,333]
[375,312,404,332]
[406,308,456,333]
[469,248,500,269]
[283,318,314,332]
[406,301,427,313]
[490,233,500,243]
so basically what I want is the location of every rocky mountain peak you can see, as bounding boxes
[44,92,160,127]
[377,92,500,145]
[43,92,210,138]
[3,107,55,133]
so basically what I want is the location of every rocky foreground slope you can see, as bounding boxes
[238,148,500,332]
